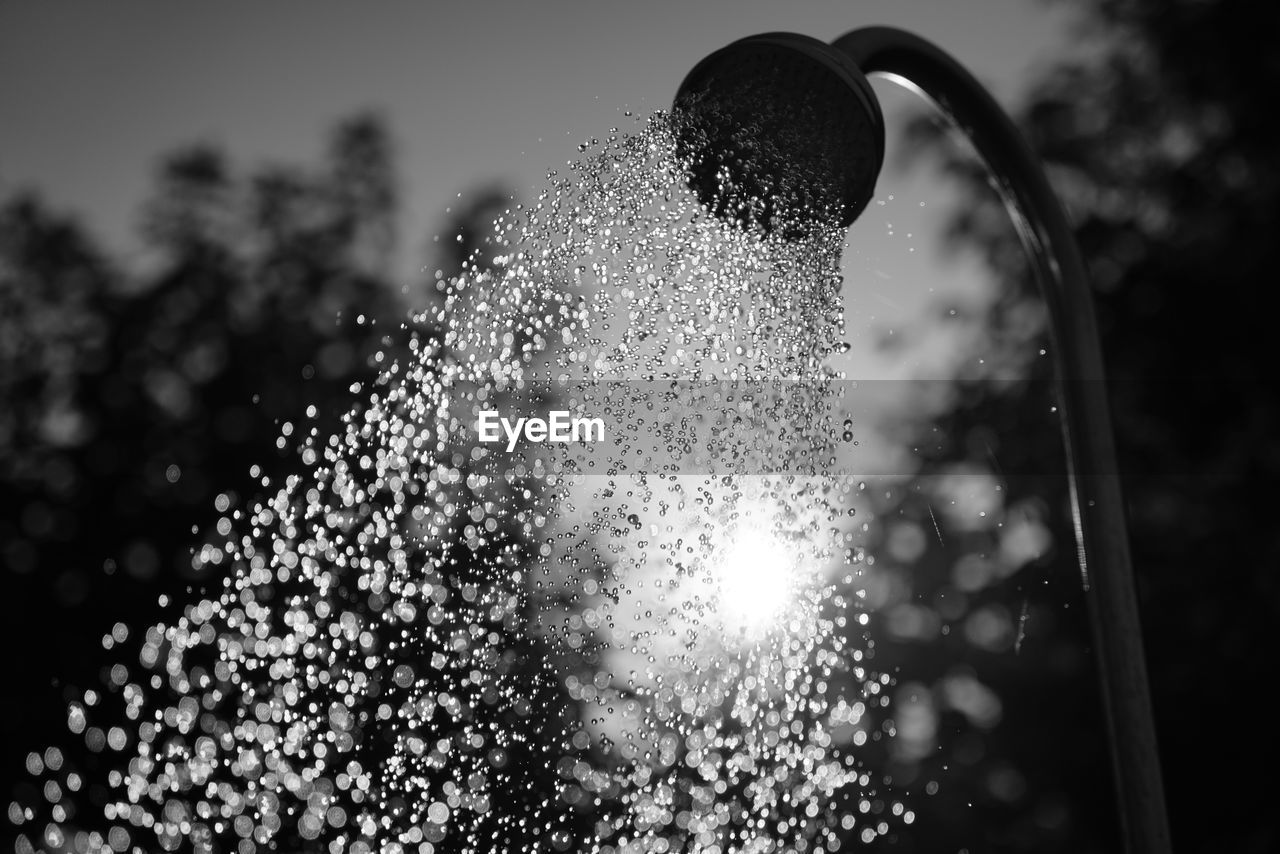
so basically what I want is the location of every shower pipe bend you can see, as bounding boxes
[832,25,1171,854]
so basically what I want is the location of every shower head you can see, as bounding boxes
[674,32,884,238]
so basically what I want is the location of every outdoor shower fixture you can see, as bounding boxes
[675,27,1172,854]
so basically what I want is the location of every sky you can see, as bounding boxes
[1,0,1081,385]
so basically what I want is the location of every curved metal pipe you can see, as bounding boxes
[832,26,1171,854]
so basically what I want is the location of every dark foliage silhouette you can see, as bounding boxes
[2,109,603,851]
[874,0,1278,851]
[2,114,410,828]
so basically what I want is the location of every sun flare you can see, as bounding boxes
[714,524,796,635]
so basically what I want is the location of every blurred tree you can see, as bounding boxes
[2,110,599,852]
[869,1,1279,852]
[0,114,406,804]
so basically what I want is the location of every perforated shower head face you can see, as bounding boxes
[674,32,885,238]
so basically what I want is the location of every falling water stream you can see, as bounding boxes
[13,112,911,853]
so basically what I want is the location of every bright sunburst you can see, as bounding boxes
[713,520,796,636]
